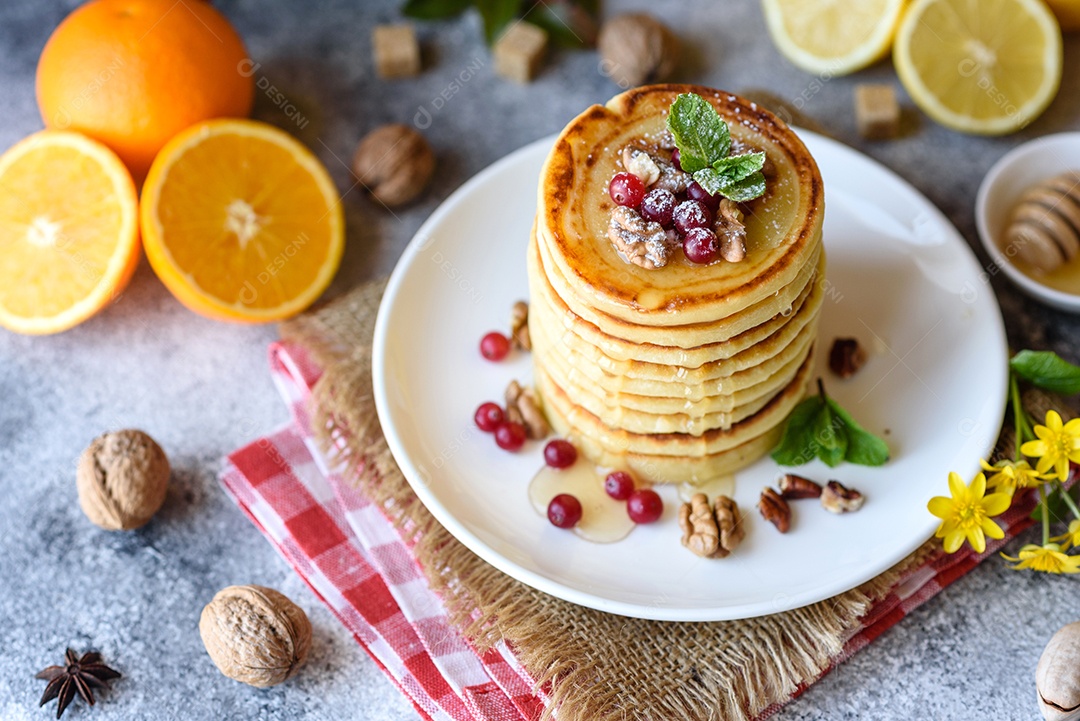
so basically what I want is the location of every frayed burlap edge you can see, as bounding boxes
[280,280,1037,721]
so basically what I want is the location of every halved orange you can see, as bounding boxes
[0,130,139,335]
[140,119,345,323]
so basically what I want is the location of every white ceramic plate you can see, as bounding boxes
[373,131,1008,622]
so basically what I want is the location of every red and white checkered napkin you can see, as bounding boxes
[222,342,1038,721]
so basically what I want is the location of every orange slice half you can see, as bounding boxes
[140,119,345,323]
[0,130,139,335]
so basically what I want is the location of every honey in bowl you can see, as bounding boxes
[1001,170,1080,294]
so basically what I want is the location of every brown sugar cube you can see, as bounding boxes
[494,22,548,83]
[373,24,421,79]
[854,84,900,140]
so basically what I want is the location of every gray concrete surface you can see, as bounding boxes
[1,1,1078,719]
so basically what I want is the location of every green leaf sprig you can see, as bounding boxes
[403,0,598,47]
[666,93,767,202]
[771,379,889,468]
[1010,349,1080,395]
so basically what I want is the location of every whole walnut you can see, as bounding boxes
[352,123,435,207]
[199,585,312,688]
[76,429,170,531]
[598,13,680,88]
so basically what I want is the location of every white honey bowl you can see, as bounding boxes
[975,132,1080,313]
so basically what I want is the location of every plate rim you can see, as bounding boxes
[373,129,1008,621]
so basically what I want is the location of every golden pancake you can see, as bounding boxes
[536,84,824,327]
[528,233,826,377]
[529,85,825,484]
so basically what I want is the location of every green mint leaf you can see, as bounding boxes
[826,398,890,466]
[711,152,766,184]
[666,93,731,174]
[530,1,598,48]
[1010,350,1080,395]
[716,172,767,202]
[403,0,473,19]
[772,381,889,467]
[814,400,847,468]
[770,396,826,466]
[475,0,522,44]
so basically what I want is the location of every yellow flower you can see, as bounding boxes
[1051,520,1080,551]
[927,472,1011,554]
[1020,410,1080,481]
[979,458,1047,496]
[1001,543,1080,574]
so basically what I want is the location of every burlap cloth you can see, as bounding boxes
[280,278,1035,721]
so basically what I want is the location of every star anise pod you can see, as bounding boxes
[35,649,121,719]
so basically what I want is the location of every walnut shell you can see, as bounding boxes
[351,123,435,207]
[199,585,312,688]
[76,429,170,531]
[1037,622,1080,721]
[598,13,680,88]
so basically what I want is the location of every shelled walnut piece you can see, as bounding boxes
[821,481,864,513]
[199,585,312,688]
[716,199,747,262]
[608,205,676,269]
[76,429,170,531]
[505,380,550,440]
[509,300,531,350]
[758,487,791,533]
[678,493,744,558]
[829,337,866,378]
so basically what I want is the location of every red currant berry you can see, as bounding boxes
[480,331,510,361]
[474,402,504,432]
[547,493,583,528]
[494,421,526,451]
[670,148,682,172]
[543,439,577,468]
[686,181,721,213]
[683,227,720,264]
[627,488,664,524]
[640,188,676,228]
[604,471,635,500]
[608,172,645,207]
[673,199,713,235]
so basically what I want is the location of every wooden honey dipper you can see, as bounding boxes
[1003,170,1080,273]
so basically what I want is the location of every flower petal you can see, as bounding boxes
[1046,410,1063,431]
[943,529,965,553]
[981,517,1005,540]
[967,527,987,554]
[981,492,1012,517]
[927,497,955,519]
[1021,439,1047,458]
[970,472,987,497]
[947,471,967,500]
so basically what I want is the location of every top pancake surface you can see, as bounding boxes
[538,84,824,326]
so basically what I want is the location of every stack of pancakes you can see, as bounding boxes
[528,85,825,485]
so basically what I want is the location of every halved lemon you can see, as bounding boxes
[894,0,1062,135]
[140,119,345,323]
[0,130,139,335]
[762,0,907,76]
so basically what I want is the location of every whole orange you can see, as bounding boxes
[36,0,255,180]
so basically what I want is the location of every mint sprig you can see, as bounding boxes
[771,379,889,468]
[666,93,768,202]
